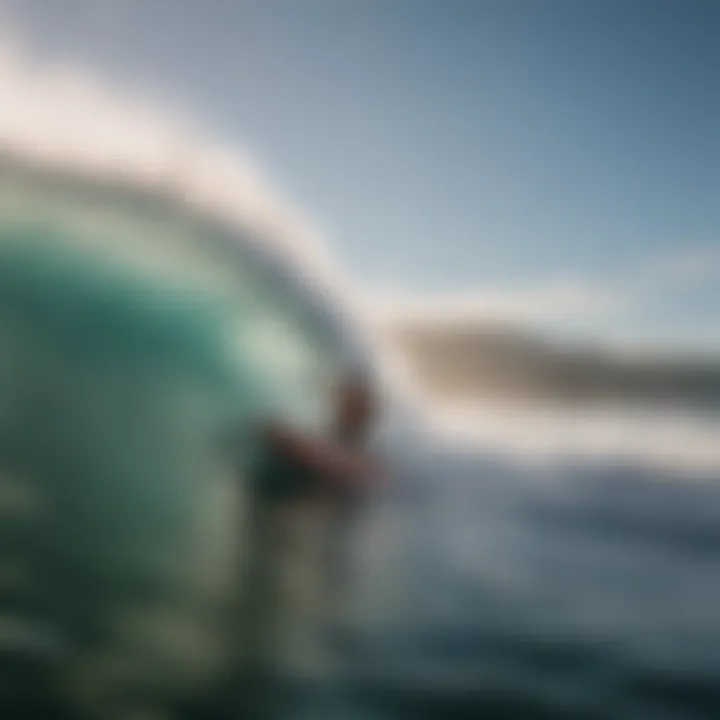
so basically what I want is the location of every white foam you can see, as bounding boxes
[429,401,720,477]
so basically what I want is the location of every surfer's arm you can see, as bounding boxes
[263,422,375,485]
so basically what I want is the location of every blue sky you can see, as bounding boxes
[1,0,718,350]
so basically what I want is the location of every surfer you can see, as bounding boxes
[229,369,379,711]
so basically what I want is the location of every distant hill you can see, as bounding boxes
[386,321,720,409]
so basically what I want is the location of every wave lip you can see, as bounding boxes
[0,37,363,316]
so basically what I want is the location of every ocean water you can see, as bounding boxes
[0,174,716,720]
[225,434,720,720]
[0,39,716,718]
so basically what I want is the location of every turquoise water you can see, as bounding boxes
[0,164,355,715]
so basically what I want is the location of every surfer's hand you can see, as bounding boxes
[265,423,366,479]
[339,453,384,487]
[264,422,383,490]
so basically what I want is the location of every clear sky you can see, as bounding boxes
[1,0,718,351]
